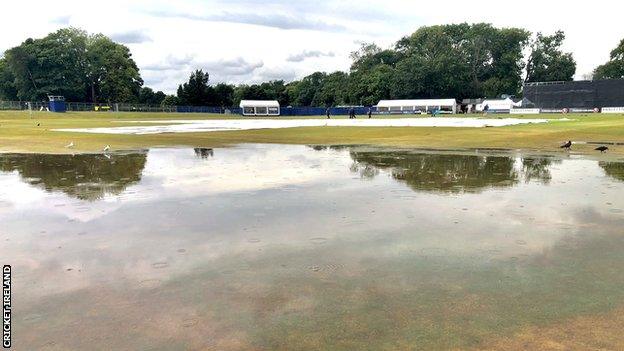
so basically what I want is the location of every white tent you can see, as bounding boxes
[476,98,521,112]
[377,99,457,114]
[239,100,280,116]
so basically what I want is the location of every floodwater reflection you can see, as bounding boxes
[0,152,147,200]
[1,144,623,350]
[600,161,624,182]
[346,149,560,193]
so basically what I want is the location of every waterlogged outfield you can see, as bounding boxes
[1,110,624,155]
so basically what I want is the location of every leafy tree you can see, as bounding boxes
[233,80,290,106]
[138,87,166,105]
[316,71,349,106]
[3,27,144,102]
[525,31,576,82]
[0,58,18,100]
[213,83,235,107]
[351,43,401,73]
[160,94,179,107]
[177,70,215,106]
[5,28,88,101]
[593,39,624,79]
[395,23,529,99]
[86,34,143,103]
[349,65,394,105]
[289,72,325,106]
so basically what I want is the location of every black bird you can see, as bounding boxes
[595,146,609,153]
[37,123,40,126]
[560,140,572,150]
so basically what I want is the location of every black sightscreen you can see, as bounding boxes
[523,79,624,109]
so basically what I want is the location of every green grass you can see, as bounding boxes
[1,110,623,155]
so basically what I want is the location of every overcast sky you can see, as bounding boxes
[1,0,622,93]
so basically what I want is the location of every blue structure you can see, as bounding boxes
[48,96,66,113]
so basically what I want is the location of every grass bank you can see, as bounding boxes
[1,110,623,156]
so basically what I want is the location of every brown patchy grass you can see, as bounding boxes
[477,305,624,351]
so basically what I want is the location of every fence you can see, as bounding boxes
[0,100,377,116]
[510,108,541,114]
[601,107,624,114]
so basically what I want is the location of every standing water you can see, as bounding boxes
[1,144,623,350]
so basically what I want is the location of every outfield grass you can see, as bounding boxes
[1,110,623,155]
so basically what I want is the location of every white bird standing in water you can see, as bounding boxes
[103,145,110,151]
[65,142,74,148]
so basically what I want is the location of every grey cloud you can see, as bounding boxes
[287,50,335,62]
[199,57,264,76]
[254,67,297,82]
[142,56,264,89]
[148,10,345,32]
[143,55,195,71]
[109,30,152,44]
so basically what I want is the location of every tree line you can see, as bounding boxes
[1,25,624,107]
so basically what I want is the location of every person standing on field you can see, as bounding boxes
[326,107,331,119]
[368,107,372,119]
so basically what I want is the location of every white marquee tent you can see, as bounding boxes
[239,100,280,116]
[377,99,458,114]
[476,98,522,112]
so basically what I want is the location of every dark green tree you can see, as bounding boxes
[0,58,18,100]
[316,71,349,106]
[5,28,88,101]
[86,34,143,103]
[213,83,235,107]
[160,94,180,107]
[593,39,624,79]
[177,70,215,106]
[3,27,144,102]
[138,87,166,105]
[525,31,576,82]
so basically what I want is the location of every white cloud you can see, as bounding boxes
[0,0,623,93]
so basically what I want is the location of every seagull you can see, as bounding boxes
[103,145,110,151]
[65,142,74,148]
[595,146,609,153]
[560,140,572,150]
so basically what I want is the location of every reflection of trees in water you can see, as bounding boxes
[0,152,147,201]
[599,161,624,182]
[349,151,560,193]
[521,157,560,184]
[349,162,379,179]
[308,145,362,152]
[349,151,519,193]
[194,148,214,159]
[314,146,564,191]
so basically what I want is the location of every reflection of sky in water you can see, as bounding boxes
[1,144,623,349]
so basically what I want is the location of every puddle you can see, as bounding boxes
[1,144,624,350]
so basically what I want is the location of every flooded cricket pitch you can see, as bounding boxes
[1,144,624,350]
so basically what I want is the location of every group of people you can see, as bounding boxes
[326,107,373,119]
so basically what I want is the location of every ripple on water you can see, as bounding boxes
[306,263,345,273]
[182,317,199,328]
[139,279,161,289]
[151,262,169,269]
[309,237,328,244]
